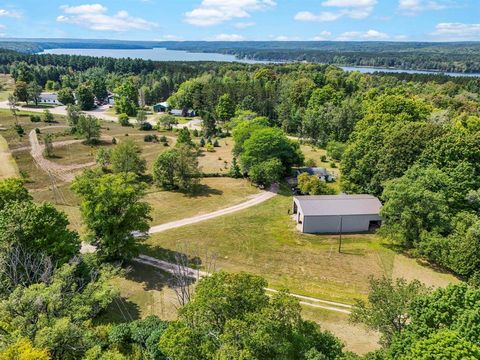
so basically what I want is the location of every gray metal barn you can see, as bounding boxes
[292,195,382,234]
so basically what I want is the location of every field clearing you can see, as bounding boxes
[143,186,459,304]
[95,263,179,324]
[143,189,390,304]
[198,137,234,174]
[146,177,260,225]
[301,306,380,354]
[0,74,14,101]
[0,134,18,179]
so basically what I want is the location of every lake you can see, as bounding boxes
[40,48,480,77]
[40,47,270,64]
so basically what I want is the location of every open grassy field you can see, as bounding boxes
[0,74,14,101]
[95,263,179,325]
[146,177,259,225]
[0,134,18,179]
[143,185,459,304]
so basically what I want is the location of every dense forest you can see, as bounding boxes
[2,50,480,358]
[1,39,480,73]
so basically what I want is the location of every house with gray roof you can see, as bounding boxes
[292,194,382,234]
[39,92,62,105]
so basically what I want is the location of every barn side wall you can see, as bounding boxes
[302,214,382,234]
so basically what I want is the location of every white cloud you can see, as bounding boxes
[185,0,276,26]
[312,31,332,41]
[294,11,341,22]
[272,35,301,41]
[57,3,157,31]
[234,21,256,29]
[295,0,376,22]
[322,0,376,7]
[399,0,451,15]
[337,29,389,40]
[210,33,245,41]
[431,23,480,40]
[0,9,22,18]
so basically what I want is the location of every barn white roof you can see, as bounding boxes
[294,195,381,216]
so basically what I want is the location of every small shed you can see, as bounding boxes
[153,101,169,113]
[292,195,382,234]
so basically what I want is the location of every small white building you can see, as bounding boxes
[39,92,62,105]
[293,195,382,234]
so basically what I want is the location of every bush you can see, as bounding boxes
[305,158,317,167]
[112,137,117,144]
[199,137,206,147]
[330,162,337,168]
[205,143,215,152]
[139,122,153,131]
[14,124,25,136]
[118,113,130,127]
[213,139,220,147]
[35,128,40,134]
[29,114,41,123]
[144,134,158,142]
[326,141,347,161]
[192,129,199,137]
[43,109,54,123]
[320,155,327,162]
[159,135,168,143]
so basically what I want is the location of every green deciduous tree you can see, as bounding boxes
[350,277,427,346]
[71,171,151,261]
[297,173,335,195]
[110,140,146,175]
[176,127,194,147]
[76,84,95,110]
[160,272,344,360]
[248,158,284,187]
[115,79,138,117]
[77,115,101,144]
[57,87,75,105]
[27,82,42,106]
[216,93,235,122]
[153,145,200,192]
[0,178,31,210]
[0,201,80,264]
[240,127,304,173]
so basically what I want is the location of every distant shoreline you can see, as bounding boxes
[38,47,480,78]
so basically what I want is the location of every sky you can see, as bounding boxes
[1,0,479,42]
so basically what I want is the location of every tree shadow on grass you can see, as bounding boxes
[124,262,171,292]
[182,183,223,198]
[94,297,141,325]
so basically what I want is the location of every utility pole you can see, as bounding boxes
[338,216,343,253]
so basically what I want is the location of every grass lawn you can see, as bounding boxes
[146,177,259,225]
[142,185,459,305]
[143,187,390,304]
[0,134,18,179]
[197,137,234,174]
[0,74,14,101]
[95,262,179,325]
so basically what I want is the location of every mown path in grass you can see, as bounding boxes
[0,133,18,179]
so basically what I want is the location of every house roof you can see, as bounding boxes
[293,194,381,216]
[154,102,168,108]
[39,93,59,101]
[295,167,330,177]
